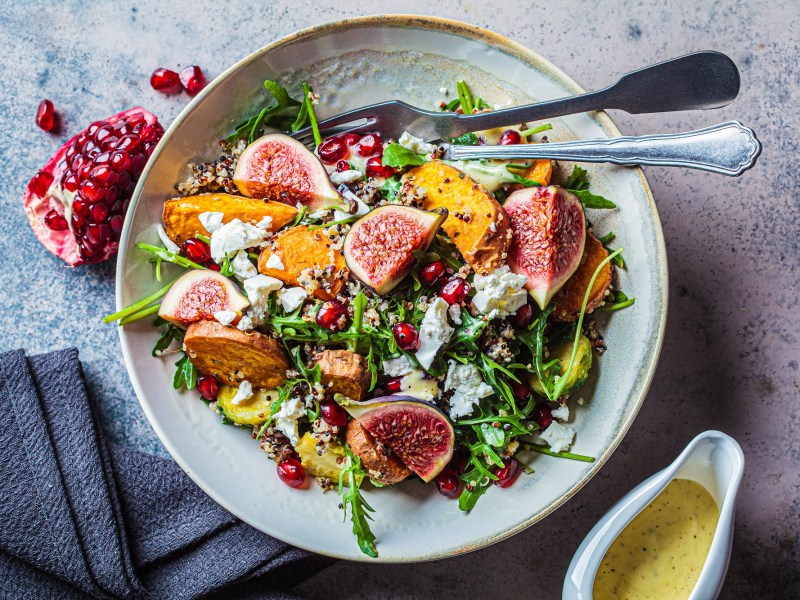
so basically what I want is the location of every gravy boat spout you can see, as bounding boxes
[563,430,745,600]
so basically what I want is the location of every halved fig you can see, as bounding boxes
[343,396,454,482]
[504,186,586,309]
[233,133,344,210]
[343,205,447,295]
[158,270,249,327]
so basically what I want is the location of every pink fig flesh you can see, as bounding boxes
[233,133,344,210]
[158,270,250,328]
[504,186,586,309]
[343,205,447,295]
[343,396,454,482]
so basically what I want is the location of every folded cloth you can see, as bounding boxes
[0,349,332,599]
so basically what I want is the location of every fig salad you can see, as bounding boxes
[106,78,635,558]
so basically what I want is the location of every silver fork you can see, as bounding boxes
[291,51,739,147]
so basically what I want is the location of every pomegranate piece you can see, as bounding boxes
[498,129,522,145]
[533,403,553,430]
[179,65,206,96]
[150,68,182,94]
[36,99,57,132]
[181,238,211,263]
[44,210,68,231]
[493,458,521,488]
[511,380,531,402]
[342,133,362,147]
[197,375,219,401]
[277,457,305,488]
[316,299,348,331]
[384,377,403,394]
[439,277,471,305]
[357,133,382,156]
[319,399,348,428]
[317,136,347,164]
[335,160,351,173]
[392,322,419,351]
[435,468,462,498]
[365,156,396,178]
[509,303,533,328]
[419,260,446,286]
[22,107,163,266]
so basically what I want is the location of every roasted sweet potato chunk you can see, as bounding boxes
[184,320,288,388]
[257,225,348,300]
[345,420,411,485]
[313,349,371,401]
[552,234,612,321]
[523,159,553,187]
[405,161,512,275]
[162,193,297,245]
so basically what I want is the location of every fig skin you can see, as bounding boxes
[343,205,447,295]
[345,420,411,485]
[158,270,250,328]
[504,185,586,309]
[233,134,344,210]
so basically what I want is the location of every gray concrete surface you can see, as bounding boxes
[0,1,797,598]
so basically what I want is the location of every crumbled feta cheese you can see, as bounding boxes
[330,169,363,185]
[231,250,258,281]
[256,215,273,230]
[439,87,448,95]
[382,355,414,378]
[551,404,570,421]
[274,396,306,445]
[398,131,436,155]
[415,297,454,370]
[236,311,255,331]
[213,309,237,326]
[278,286,307,313]
[444,361,494,419]
[209,218,269,263]
[156,224,180,253]
[538,421,576,453]
[243,274,283,320]
[448,303,462,325]
[264,253,285,271]
[308,208,332,220]
[471,266,529,317]
[198,211,224,234]
[230,380,253,405]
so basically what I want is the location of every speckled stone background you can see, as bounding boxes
[1,1,797,598]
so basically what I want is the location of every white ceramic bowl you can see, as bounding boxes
[116,15,668,562]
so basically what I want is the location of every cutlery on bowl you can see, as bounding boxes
[292,51,740,145]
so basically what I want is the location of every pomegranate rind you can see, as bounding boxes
[343,205,447,295]
[22,107,160,266]
[504,186,586,309]
[233,134,344,210]
[158,270,250,328]
[343,396,455,482]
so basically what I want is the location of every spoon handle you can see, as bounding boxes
[444,121,762,176]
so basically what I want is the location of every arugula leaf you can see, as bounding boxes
[480,423,505,447]
[378,176,402,202]
[510,173,542,188]
[225,79,303,144]
[382,144,428,168]
[152,322,183,357]
[449,132,480,146]
[173,353,198,390]
[570,189,617,209]
[564,165,590,191]
[598,290,636,312]
[339,445,378,558]
[136,243,207,270]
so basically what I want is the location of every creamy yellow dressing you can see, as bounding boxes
[593,478,719,600]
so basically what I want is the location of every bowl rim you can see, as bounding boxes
[115,14,668,562]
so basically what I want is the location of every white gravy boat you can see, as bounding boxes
[563,430,745,600]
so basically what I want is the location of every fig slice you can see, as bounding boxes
[504,186,586,309]
[342,396,454,482]
[233,133,344,210]
[343,205,447,295]
[158,269,249,328]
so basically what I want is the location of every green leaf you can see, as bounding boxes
[510,173,542,188]
[152,323,183,357]
[382,143,428,168]
[449,132,480,146]
[442,97,461,112]
[564,165,590,191]
[480,423,505,447]
[225,79,303,144]
[378,176,402,202]
[570,188,617,209]
[339,445,378,558]
[173,354,197,390]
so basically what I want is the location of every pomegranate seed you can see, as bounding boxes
[511,380,531,401]
[205,261,221,272]
[365,156,396,178]
[419,260,446,286]
[72,198,87,216]
[533,404,553,430]
[319,399,348,428]
[499,130,522,145]
[79,180,106,203]
[179,65,205,96]
[197,375,219,400]
[315,299,348,331]
[150,68,182,94]
[509,303,533,328]
[439,277,471,305]
[392,322,419,351]
[36,99,56,132]
[385,376,404,393]
[435,468,461,498]
[335,160,351,173]
[181,238,211,262]
[29,171,53,198]
[93,151,112,165]
[85,223,110,246]
[130,152,147,175]
[110,151,131,172]
[90,203,109,223]
[493,458,521,488]
[277,458,305,488]
[342,133,362,146]
[94,125,113,144]
[90,165,117,187]
[44,210,68,231]
[357,133,382,156]
[317,136,347,164]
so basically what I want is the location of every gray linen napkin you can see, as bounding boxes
[0,348,332,599]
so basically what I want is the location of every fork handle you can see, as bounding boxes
[446,121,761,176]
